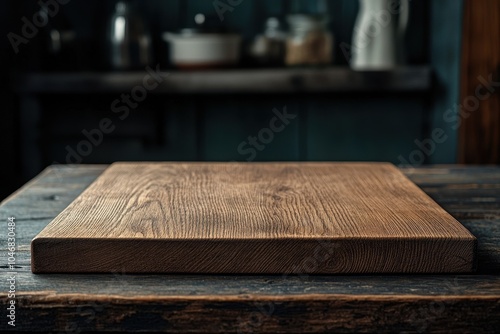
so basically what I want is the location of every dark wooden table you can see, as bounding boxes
[1,165,499,333]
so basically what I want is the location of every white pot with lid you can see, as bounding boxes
[163,14,242,69]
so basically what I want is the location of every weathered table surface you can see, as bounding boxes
[1,165,499,333]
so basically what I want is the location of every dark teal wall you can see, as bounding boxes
[1,1,20,200]
[429,0,463,164]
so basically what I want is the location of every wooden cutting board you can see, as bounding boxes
[31,162,476,274]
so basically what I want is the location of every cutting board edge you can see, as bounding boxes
[31,235,477,274]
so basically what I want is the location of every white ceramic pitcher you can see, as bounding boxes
[350,0,409,70]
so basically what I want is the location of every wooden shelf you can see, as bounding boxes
[14,66,432,95]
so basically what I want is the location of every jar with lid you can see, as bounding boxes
[285,14,333,67]
[249,17,286,67]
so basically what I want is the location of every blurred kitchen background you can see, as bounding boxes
[1,0,499,200]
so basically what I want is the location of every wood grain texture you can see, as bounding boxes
[31,162,476,274]
[1,165,499,332]
[459,0,500,164]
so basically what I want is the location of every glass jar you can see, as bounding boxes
[249,17,286,66]
[285,14,333,66]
